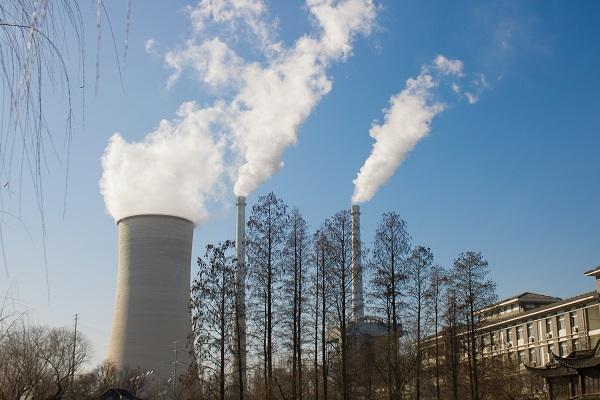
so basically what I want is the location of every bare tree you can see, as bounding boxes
[191,241,236,400]
[282,208,310,400]
[452,251,497,400]
[246,192,288,400]
[0,324,89,399]
[425,265,447,400]
[405,245,433,400]
[314,229,332,400]
[442,288,461,400]
[322,210,352,400]
[369,211,410,399]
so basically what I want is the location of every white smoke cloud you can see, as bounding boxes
[434,54,464,76]
[165,38,245,89]
[144,38,158,56]
[100,103,226,224]
[231,0,376,196]
[464,91,479,104]
[186,0,277,50]
[166,0,376,197]
[352,55,464,204]
[100,0,377,222]
[451,82,461,94]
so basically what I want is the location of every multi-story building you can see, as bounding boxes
[419,266,600,399]
[476,267,600,368]
[423,266,600,370]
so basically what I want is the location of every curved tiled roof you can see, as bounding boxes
[551,340,600,369]
[523,363,577,378]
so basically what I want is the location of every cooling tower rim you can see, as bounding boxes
[117,214,194,226]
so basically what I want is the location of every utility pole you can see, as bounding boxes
[70,313,79,394]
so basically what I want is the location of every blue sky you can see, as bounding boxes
[1,0,598,367]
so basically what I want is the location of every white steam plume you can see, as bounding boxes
[100,102,225,224]
[352,55,464,204]
[231,0,376,196]
[166,0,376,197]
[101,0,376,223]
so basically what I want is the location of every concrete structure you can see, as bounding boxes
[107,214,194,379]
[348,205,388,341]
[232,196,248,394]
[351,204,364,322]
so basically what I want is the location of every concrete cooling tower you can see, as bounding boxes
[107,214,193,380]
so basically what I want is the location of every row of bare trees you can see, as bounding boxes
[0,192,542,400]
[0,314,193,400]
[0,310,89,400]
[189,192,533,400]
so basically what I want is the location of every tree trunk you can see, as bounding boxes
[341,262,349,400]
[321,247,328,400]
[314,254,319,400]
[298,251,304,400]
[416,296,421,400]
[293,238,298,400]
[220,283,226,400]
[266,211,274,400]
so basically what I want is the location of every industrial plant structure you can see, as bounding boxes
[348,205,389,339]
[106,214,194,380]
[232,196,248,395]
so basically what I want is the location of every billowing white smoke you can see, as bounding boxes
[352,55,466,204]
[100,102,226,224]
[166,0,377,197]
[101,0,377,222]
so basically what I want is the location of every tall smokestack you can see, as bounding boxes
[107,214,193,379]
[351,205,364,322]
[232,196,247,394]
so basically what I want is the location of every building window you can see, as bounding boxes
[570,311,578,328]
[528,348,536,364]
[557,315,565,331]
[559,341,567,357]
[527,322,533,339]
[517,325,524,341]
[506,328,513,343]
[548,344,555,361]
[518,350,525,364]
[572,339,580,351]
[546,318,553,335]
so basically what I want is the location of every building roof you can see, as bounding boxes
[585,265,600,277]
[480,291,598,331]
[523,363,577,378]
[478,292,562,314]
[422,290,598,346]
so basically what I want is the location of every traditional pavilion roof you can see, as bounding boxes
[523,363,577,378]
[552,340,600,369]
[524,340,600,376]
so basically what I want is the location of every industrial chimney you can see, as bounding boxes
[351,205,364,322]
[232,196,247,394]
[107,214,193,380]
